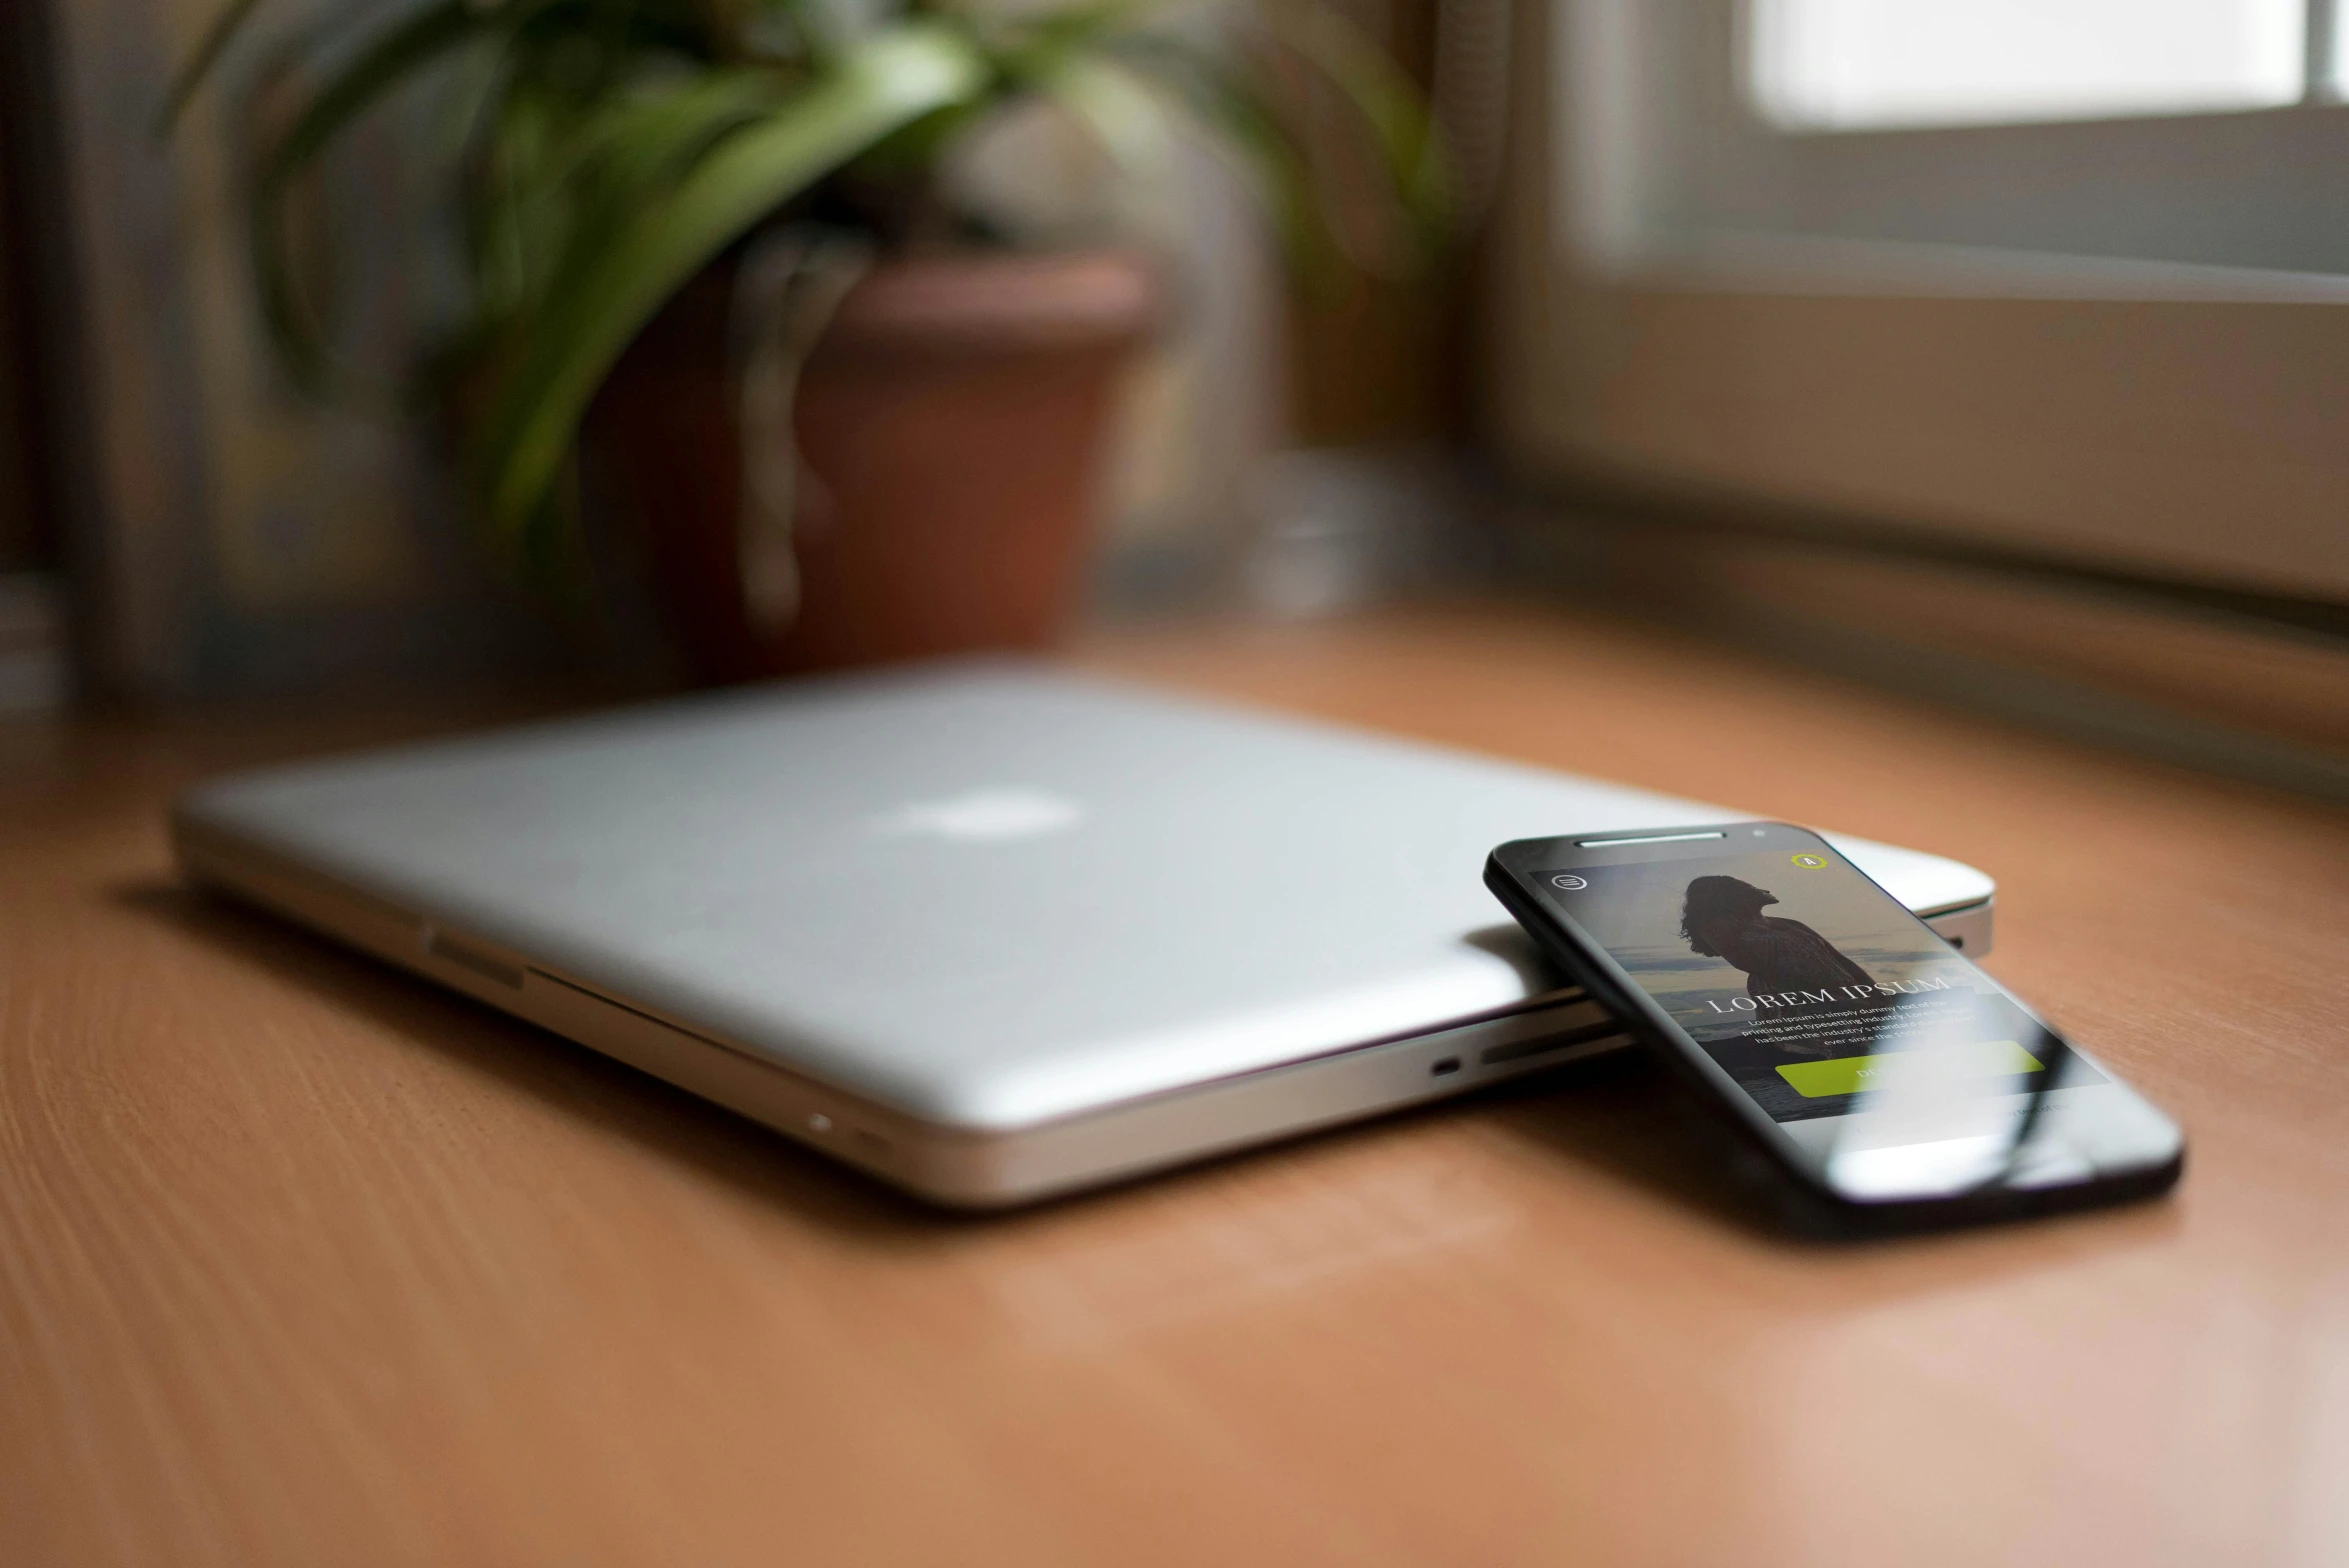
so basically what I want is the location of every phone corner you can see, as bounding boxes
[1486,836,1546,868]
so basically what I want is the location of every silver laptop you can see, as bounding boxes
[172,661,1997,1205]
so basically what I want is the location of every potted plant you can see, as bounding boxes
[169,0,1448,681]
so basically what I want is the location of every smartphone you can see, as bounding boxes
[1486,822,2183,1233]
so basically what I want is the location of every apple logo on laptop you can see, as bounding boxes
[870,787,1086,842]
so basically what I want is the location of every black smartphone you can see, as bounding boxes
[1486,823,2183,1233]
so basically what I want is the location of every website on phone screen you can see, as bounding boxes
[1548,848,2101,1124]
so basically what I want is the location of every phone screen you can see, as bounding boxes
[1520,826,2180,1202]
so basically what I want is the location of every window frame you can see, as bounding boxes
[1485,0,2349,601]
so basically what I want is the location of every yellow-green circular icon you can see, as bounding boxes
[1789,853,1829,869]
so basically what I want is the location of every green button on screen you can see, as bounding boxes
[1775,1040,2045,1099]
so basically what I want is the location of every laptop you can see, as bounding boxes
[172,661,1997,1205]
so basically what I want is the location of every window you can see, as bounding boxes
[1751,0,2316,131]
[1487,0,2349,601]
[1558,0,2349,277]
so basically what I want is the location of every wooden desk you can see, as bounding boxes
[4,606,2345,1567]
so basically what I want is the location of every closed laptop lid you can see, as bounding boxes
[176,662,1994,1130]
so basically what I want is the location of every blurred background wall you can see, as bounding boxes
[6,0,565,707]
[6,0,2346,802]
[0,0,75,713]
[4,0,1496,706]
[1478,0,2349,798]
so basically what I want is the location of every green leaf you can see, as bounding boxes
[1264,3,1453,254]
[476,20,990,533]
[528,68,791,307]
[1042,54,1178,196]
[993,0,1155,72]
[157,0,271,134]
[1108,31,1332,278]
[250,0,489,389]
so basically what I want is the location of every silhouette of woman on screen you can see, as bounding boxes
[1680,875,1875,998]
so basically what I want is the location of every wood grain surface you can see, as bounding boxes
[4,605,2346,1568]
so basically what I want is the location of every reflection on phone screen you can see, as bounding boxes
[1547,843,2160,1199]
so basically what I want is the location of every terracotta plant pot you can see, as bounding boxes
[590,249,1157,683]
